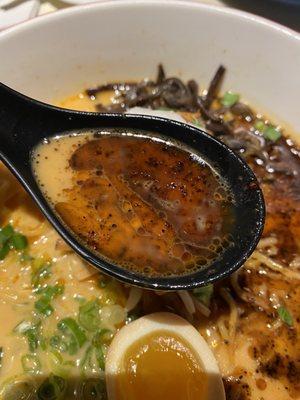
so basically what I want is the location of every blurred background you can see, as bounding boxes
[1,0,300,32]
[221,0,300,31]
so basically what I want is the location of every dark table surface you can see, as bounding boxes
[222,0,300,32]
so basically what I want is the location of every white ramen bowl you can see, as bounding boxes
[0,0,299,134]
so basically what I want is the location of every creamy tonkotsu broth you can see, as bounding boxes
[0,65,299,400]
[32,131,234,277]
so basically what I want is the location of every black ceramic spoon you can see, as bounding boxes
[0,82,265,290]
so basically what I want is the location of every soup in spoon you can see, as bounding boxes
[32,130,235,277]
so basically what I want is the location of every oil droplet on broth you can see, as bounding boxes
[32,129,235,277]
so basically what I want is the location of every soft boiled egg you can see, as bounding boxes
[105,312,225,400]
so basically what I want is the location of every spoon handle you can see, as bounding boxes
[0,82,62,187]
[0,83,29,166]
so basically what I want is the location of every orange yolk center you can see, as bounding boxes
[114,331,207,400]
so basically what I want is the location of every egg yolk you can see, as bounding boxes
[113,330,207,400]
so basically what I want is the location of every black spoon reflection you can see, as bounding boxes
[0,82,265,290]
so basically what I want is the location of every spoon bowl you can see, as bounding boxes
[0,82,265,290]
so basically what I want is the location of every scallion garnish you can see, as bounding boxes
[95,345,105,371]
[80,343,105,372]
[221,91,240,107]
[78,300,101,332]
[35,284,64,317]
[21,354,41,374]
[47,350,72,379]
[98,277,109,289]
[191,117,203,128]
[0,224,14,245]
[193,284,214,307]
[254,120,266,132]
[0,224,29,260]
[57,318,87,355]
[10,233,28,250]
[263,126,281,142]
[0,243,10,260]
[32,261,52,288]
[277,306,293,327]
[14,320,41,352]
[50,335,68,354]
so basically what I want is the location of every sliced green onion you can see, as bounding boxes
[10,233,28,250]
[26,328,41,352]
[254,120,266,132]
[278,306,293,327]
[0,224,14,245]
[0,225,29,260]
[47,350,72,379]
[221,91,240,107]
[80,343,105,373]
[58,318,87,347]
[95,345,105,371]
[14,320,41,352]
[58,318,87,355]
[32,262,52,288]
[263,126,281,142]
[35,284,64,317]
[79,345,93,371]
[35,298,54,317]
[48,350,63,366]
[40,338,48,351]
[191,117,203,128]
[50,336,68,354]
[98,277,109,289]
[193,284,214,307]
[21,354,41,374]
[0,243,10,260]
[78,300,101,332]
[37,374,67,400]
[37,285,64,297]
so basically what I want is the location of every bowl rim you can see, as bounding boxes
[0,0,300,44]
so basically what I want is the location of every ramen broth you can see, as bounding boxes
[0,64,299,400]
[33,132,234,277]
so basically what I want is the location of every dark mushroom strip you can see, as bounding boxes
[205,119,232,136]
[220,128,266,159]
[156,63,166,84]
[86,64,245,135]
[187,80,199,109]
[161,78,194,110]
[203,65,226,109]
[196,96,232,135]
